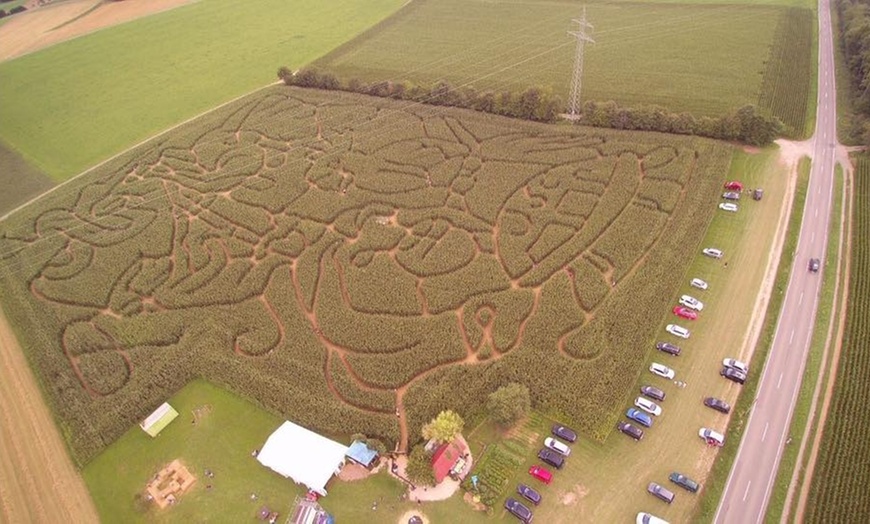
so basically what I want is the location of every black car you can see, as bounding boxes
[617,421,644,441]
[656,341,681,356]
[641,385,666,402]
[537,448,564,469]
[704,397,731,414]
[809,258,821,273]
[505,497,534,523]
[668,472,700,493]
[551,424,577,443]
[517,484,542,505]
[721,367,746,385]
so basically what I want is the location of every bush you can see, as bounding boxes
[406,444,435,486]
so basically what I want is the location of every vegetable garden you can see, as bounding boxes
[0,86,729,463]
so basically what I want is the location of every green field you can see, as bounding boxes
[0,0,405,181]
[0,86,730,464]
[0,139,54,216]
[806,156,870,521]
[314,0,813,133]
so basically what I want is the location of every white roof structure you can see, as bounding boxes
[257,421,348,495]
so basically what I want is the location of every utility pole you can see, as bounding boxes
[567,7,594,119]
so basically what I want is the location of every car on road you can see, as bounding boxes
[673,306,698,320]
[647,482,675,504]
[626,408,653,428]
[635,397,662,416]
[650,362,675,379]
[718,202,738,212]
[668,472,700,493]
[702,247,723,259]
[517,484,542,505]
[618,421,644,440]
[724,181,744,192]
[722,358,749,374]
[704,397,731,414]
[551,424,577,443]
[722,191,741,201]
[679,295,704,311]
[656,341,681,356]
[537,449,564,469]
[666,324,690,339]
[721,367,747,384]
[809,258,821,273]
[690,278,708,290]
[641,385,666,402]
[543,437,571,456]
[528,465,552,484]
[636,513,670,524]
[505,497,534,523]
[699,427,725,446]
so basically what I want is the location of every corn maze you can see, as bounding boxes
[0,87,730,462]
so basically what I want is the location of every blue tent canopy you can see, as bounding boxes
[345,440,379,467]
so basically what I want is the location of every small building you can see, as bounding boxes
[345,440,379,469]
[431,438,469,484]
[257,421,348,496]
[139,402,178,437]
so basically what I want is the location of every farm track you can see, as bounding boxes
[0,305,98,522]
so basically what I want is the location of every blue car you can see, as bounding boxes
[626,408,653,428]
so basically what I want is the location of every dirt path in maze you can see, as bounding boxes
[0,305,99,522]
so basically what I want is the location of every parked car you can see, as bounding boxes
[544,437,571,456]
[528,465,552,484]
[537,448,564,469]
[656,341,681,356]
[673,306,698,320]
[635,397,662,416]
[647,482,676,504]
[722,191,741,201]
[517,484,542,505]
[724,181,744,191]
[679,295,704,311]
[641,385,666,402]
[702,247,723,259]
[690,278,709,290]
[551,424,577,443]
[753,188,764,200]
[722,358,749,374]
[718,202,738,212]
[636,512,670,524]
[669,472,700,493]
[699,428,725,447]
[809,258,821,273]
[666,324,690,339]
[650,362,675,379]
[626,408,653,428]
[721,367,747,384]
[617,421,644,440]
[505,497,534,523]
[704,397,731,414]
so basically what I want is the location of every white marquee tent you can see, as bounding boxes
[256,421,349,496]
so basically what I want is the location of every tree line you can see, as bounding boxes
[835,0,870,144]
[278,67,783,146]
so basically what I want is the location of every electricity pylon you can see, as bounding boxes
[567,7,594,119]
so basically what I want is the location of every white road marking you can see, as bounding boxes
[743,481,753,502]
[799,292,804,305]
[789,330,795,344]
[815,208,819,217]
[812,232,815,243]
[778,373,784,389]
[762,422,769,442]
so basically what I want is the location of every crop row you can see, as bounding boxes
[461,443,523,507]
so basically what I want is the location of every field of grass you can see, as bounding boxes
[0,86,730,464]
[805,156,870,521]
[314,0,812,128]
[0,139,53,216]
[0,0,405,181]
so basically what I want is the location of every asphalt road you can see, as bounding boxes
[714,0,838,522]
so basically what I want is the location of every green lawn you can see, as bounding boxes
[0,139,53,216]
[0,0,404,181]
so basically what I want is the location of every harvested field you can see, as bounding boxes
[0,86,731,463]
[0,0,100,61]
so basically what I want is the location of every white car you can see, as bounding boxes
[666,324,690,339]
[702,248,723,259]
[723,358,749,374]
[637,512,670,524]
[699,427,725,447]
[635,397,662,417]
[719,202,738,212]
[543,437,571,456]
[650,363,675,380]
[679,295,704,311]
[690,278,708,290]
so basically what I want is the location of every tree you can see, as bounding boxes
[486,383,530,426]
[421,410,464,444]
[405,444,435,486]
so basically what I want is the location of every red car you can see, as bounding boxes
[529,465,553,484]
[673,306,698,320]
[724,181,744,192]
